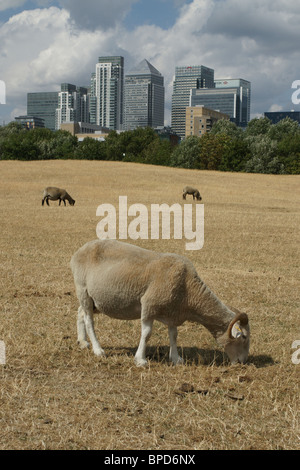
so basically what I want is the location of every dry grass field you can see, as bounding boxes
[0,159,299,450]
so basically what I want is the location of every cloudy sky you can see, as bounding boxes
[0,0,300,126]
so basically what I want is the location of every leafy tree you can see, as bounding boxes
[141,138,173,166]
[0,121,24,136]
[170,136,201,169]
[74,137,106,160]
[104,131,124,161]
[267,117,300,142]
[219,138,251,172]
[50,130,77,159]
[210,119,243,139]
[277,134,300,174]
[244,135,283,174]
[123,127,157,160]
[244,117,272,137]
[197,133,230,170]
[0,133,36,160]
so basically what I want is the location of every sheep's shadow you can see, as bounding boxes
[103,346,274,368]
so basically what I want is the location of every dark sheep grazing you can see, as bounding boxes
[182,186,202,201]
[42,187,75,206]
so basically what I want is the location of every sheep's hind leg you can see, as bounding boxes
[168,325,183,365]
[77,306,89,350]
[135,318,153,367]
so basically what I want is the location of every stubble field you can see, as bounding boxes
[0,159,299,450]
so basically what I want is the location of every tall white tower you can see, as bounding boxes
[94,56,124,130]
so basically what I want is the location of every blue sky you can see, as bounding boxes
[124,0,194,30]
[0,0,300,126]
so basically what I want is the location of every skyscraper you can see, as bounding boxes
[171,65,214,138]
[124,59,165,130]
[215,79,251,125]
[190,79,251,127]
[27,91,59,131]
[90,56,124,130]
[55,83,89,130]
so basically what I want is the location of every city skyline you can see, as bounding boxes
[0,0,300,126]
[24,57,250,135]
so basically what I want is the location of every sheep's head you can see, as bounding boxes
[223,310,250,364]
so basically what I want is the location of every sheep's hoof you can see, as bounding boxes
[93,346,106,357]
[134,357,148,367]
[175,356,184,365]
[78,340,89,350]
[170,356,184,365]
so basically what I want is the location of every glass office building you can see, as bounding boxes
[171,65,215,138]
[27,92,59,131]
[124,59,164,130]
[15,115,45,129]
[191,79,251,127]
[264,111,300,125]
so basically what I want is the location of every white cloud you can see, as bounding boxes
[1,8,70,94]
[0,7,121,94]
[57,0,139,30]
[269,104,283,112]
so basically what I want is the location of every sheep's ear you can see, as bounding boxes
[228,312,248,339]
[231,322,242,339]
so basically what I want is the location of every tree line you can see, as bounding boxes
[0,116,299,174]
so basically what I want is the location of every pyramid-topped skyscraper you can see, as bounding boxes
[124,59,165,130]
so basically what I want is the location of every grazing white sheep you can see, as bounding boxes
[70,239,250,366]
[42,187,75,206]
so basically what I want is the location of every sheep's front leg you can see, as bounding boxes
[85,311,105,357]
[168,325,183,365]
[135,318,153,367]
[78,305,105,357]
